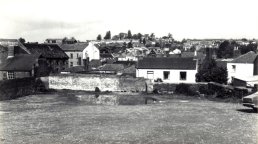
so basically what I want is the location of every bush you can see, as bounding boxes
[175,83,198,96]
[199,85,214,95]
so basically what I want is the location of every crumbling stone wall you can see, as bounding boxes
[48,74,149,92]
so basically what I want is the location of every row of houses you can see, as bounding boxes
[0,38,257,88]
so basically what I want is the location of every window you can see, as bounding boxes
[180,71,187,80]
[70,62,73,67]
[147,71,154,79]
[77,57,82,65]
[70,53,73,59]
[163,71,170,80]
[77,53,79,58]
[7,72,15,79]
[232,65,236,72]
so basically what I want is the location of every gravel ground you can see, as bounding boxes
[0,92,257,144]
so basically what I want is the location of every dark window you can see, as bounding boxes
[70,62,73,67]
[77,57,81,65]
[163,71,170,80]
[180,72,187,80]
[232,65,236,72]
[70,53,73,59]
[77,53,79,58]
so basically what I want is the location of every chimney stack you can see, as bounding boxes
[7,45,14,58]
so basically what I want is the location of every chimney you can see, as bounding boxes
[7,45,14,58]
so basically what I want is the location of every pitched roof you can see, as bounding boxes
[23,43,68,59]
[100,53,113,58]
[0,54,39,71]
[230,51,257,63]
[137,57,197,70]
[98,64,125,71]
[60,43,88,51]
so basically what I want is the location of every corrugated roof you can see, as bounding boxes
[60,43,89,51]
[0,54,39,71]
[23,43,68,59]
[137,57,197,70]
[230,51,257,63]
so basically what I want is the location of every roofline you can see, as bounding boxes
[136,68,197,70]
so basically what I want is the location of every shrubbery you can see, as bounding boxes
[175,83,199,96]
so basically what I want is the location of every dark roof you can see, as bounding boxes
[23,43,68,59]
[231,51,257,63]
[100,53,113,58]
[137,57,197,70]
[98,64,125,71]
[63,66,86,73]
[60,43,89,51]
[0,54,39,71]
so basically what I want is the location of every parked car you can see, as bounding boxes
[242,92,258,111]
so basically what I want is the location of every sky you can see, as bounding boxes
[0,0,258,42]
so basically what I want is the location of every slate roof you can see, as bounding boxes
[100,53,113,58]
[0,54,39,71]
[60,43,89,51]
[137,57,197,70]
[230,51,257,63]
[23,43,68,59]
[98,64,125,72]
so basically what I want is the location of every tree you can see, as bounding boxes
[240,42,257,54]
[127,40,133,48]
[127,30,132,39]
[217,40,234,58]
[18,37,26,43]
[168,33,172,38]
[143,38,146,45]
[104,31,111,40]
[137,33,142,40]
[97,34,102,40]
[196,58,228,84]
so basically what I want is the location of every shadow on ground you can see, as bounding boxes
[236,109,257,113]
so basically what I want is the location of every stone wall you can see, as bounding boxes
[0,77,36,100]
[47,74,149,92]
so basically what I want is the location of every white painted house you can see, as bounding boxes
[136,57,198,83]
[227,51,258,83]
[82,42,100,61]
[61,42,100,68]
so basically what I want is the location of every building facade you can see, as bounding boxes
[136,57,198,83]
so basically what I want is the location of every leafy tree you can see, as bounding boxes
[168,33,172,38]
[217,40,234,58]
[240,42,257,54]
[137,33,142,40]
[143,38,146,45]
[132,34,138,39]
[196,58,228,84]
[127,30,132,39]
[104,31,111,40]
[18,37,26,43]
[127,41,133,48]
[97,34,102,40]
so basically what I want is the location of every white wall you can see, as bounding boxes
[136,69,197,83]
[227,63,254,83]
[82,42,100,61]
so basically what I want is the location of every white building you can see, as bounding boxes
[82,42,100,61]
[60,43,87,68]
[136,57,198,83]
[227,51,258,83]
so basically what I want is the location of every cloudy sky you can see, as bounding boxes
[0,0,257,42]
